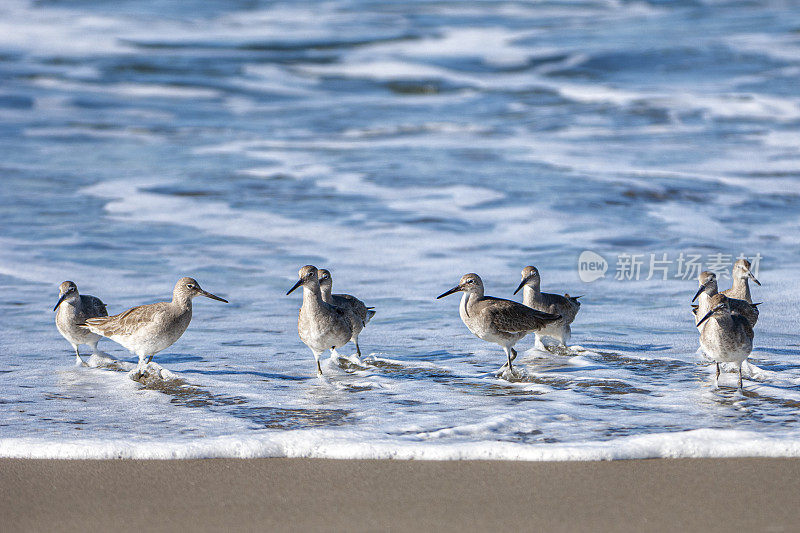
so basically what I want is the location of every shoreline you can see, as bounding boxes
[3,457,799,532]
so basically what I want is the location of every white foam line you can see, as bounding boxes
[78,177,521,295]
[0,237,137,286]
[24,126,162,142]
[725,33,800,63]
[31,78,221,99]
[363,355,448,370]
[80,171,573,291]
[415,414,518,439]
[350,27,543,68]
[3,428,800,460]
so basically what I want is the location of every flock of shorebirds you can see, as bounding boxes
[53,259,761,390]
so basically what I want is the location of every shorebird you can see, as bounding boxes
[287,265,353,376]
[318,268,375,360]
[692,271,758,328]
[437,273,561,374]
[722,258,761,303]
[80,277,227,367]
[514,265,580,348]
[697,293,753,390]
[53,281,108,365]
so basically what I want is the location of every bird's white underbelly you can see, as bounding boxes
[700,341,750,363]
[300,328,350,353]
[471,326,526,347]
[459,294,525,347]
[57,319,101,346]
[700,322,751,363]
[109,322,188,356]
[56,306,101,346]
[299,313,351,353]
[536,320,567,339]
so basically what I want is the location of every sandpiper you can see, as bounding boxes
[697,293,753,390]
[437,273,561,374]
[287,265,353,376]
[722,258,761,303]
[692,271,758,328]
[514,265,581,348]
[318,268,375,361]
[53,281,108,365]
[80,277,227,367]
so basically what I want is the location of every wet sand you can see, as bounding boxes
[2,457,798,532]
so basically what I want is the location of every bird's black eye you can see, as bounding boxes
[186,284,195,289]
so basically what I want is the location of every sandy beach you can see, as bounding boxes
[2,457,799,532]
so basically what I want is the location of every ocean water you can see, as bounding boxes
[2,0,800,460]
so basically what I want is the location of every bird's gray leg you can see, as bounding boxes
[147,354,154,364]
[715,362,720,384]
[498,348,518,373]
[314,351,323,377]
[738,362,743,391]
[500,346,514,375]
[73,345,87,366]
[562,325,571,346]
[346,337,363,366]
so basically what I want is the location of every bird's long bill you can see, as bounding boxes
[747,270,761,286]
[691,283,706,303]
[286,279,303,295]
[53,293,68,311]
[437,285,461,299]
[696,305,722,327]
[513,277,529,295]
[201,289,228,303]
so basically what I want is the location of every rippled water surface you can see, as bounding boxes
[2,0,800,459]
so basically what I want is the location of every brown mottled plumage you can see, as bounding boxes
[692,271,758,328]
[287,265,353,376]
[318,269,375,360]
[514,265,581,347]
[437,273,561,374]
[54,281,108,365]
[81,277,227,366]
[697,293,754,390]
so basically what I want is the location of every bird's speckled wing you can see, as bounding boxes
[539,292,579,323]
[731,313,754,342]
[84,302,166,337]
[729,298,758,327]
[332,293,369,322]
[483,297,561,333]
[81,294,108,318]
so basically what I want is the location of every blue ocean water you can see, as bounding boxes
[1,0,800,459]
